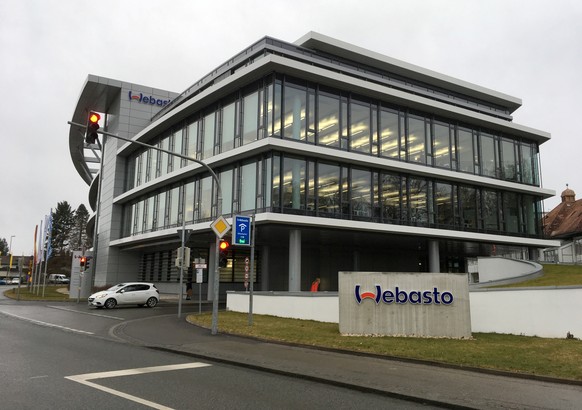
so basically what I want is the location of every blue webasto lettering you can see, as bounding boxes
[128,91,170,107]
[355,285,454,305]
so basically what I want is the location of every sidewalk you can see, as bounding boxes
[112,311,582,410]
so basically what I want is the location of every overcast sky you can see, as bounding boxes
[1,0,580,255]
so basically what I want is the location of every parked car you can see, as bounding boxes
[0,278,7,285]
[48,274,70,284]
[10,278,21,284]
[88,282,159,309]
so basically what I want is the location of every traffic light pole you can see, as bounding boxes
[68,121,223,334]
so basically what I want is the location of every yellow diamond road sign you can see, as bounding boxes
[211,216,231,238]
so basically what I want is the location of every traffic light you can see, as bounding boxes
[85,111,100,144]
[85,256,92,270]
[219,239,229,268]
[80,256,86,268]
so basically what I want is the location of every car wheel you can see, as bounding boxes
[146,297,158,308]
[104,298,117,309]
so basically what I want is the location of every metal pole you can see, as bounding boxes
[211,236,220,335]
[248,214,256,326]
[6,235,14,282]
[69,120,223,333]
[178,218,186,318]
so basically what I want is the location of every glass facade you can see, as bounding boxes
[121,74,543,239]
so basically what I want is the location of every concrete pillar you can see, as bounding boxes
[428,240,440,273]
[288,229,301,291]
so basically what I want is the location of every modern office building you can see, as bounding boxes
[68,32,557,298]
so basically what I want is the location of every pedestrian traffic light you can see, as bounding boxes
[85,111,100,144]
[219,239,229,268]
[80,256,86,268]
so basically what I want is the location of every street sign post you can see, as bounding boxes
[233,215,252,246]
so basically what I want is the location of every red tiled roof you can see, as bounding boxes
[544,198,582,239]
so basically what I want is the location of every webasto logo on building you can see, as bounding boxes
[354,285,454,305]
[128,91,171,107]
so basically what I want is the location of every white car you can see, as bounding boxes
[88,282,159,309]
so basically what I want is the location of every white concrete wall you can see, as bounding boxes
[227,292,339,323]
[477,257,541,282]
[470,288,582,338]
[227,287,582,339]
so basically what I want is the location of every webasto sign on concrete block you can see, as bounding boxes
[339,271,471,338]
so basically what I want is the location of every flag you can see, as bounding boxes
[37,219,43,265]
[45,210,53,260]
[33,225,38,266]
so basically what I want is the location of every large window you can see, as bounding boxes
[501,138,517,181]
[379,108,399,159]
[240,162,257,212]
[317,163,340,215]
[433,122,451,169]
[435,182,454,227]
[317,93,340,148]
[282,157,306,211]
[481,133,497,178]
[409,177,428,225]
[407,116,426,164]
[459,186,478,229]
[283,84,307,142]
[351,168,371,217]
[457,127,474,173]
[350,101,371,154]
[202,113,215,160]
[222,102,236,152]
[243,92,259,145]
[381,173,401,222]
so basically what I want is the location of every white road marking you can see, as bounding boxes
[48,305,125,320]
[66,362,212,410]
[0,311,94,335]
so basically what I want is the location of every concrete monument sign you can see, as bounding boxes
[339,271,471,338]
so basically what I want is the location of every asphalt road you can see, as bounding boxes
[0,288,439,409]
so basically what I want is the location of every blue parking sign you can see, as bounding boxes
[234,215,252,246]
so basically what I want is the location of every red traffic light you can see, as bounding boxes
[219,240,229,250]
[89,112,100,124]
[85,111,101,144]
[80,256,86,267]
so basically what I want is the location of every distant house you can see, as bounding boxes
[542,186,582,263]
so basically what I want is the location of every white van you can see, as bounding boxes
[48,274,70,284]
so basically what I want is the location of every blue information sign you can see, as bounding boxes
[233,215,252,246]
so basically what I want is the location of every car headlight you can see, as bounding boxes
[95,293,108,299]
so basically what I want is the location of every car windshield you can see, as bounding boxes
[106,284,126,291]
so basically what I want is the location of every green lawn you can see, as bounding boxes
[187,311,582,381]
[494,263,582,288]
[187,265,582,381]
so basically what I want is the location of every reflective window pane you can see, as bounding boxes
[240,162,257,212]
[282,157,306,210]
[283,85,307,141]
[350,102,371,154]
[317,163,340,215]
[243,92,259,145]
[408,116,426,164]
[351,168,371,217]
[317,93,340,148]
[379,109,399,159]
[433,123,451,168]
[457,128,474,173]
[222,102,236,152]
[202,113,215,160]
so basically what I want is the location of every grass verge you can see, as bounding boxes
[188,311,582,381]
[3,286,72,301]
